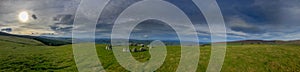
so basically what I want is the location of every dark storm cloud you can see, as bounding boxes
[1,0,300,41]
[0,28,12,32]
[94,0,139,38]
[230,26,263,34]
[51,0,300,41]
[50,14,74,34]
[97,0,140,24]
[53,14,74,24]
[95,0,207,40]
[218,0,280,24]
[96,19,179,40]
[211,0,300,40]
[217,0,281,34]
[166,0,206,24]
[131,20,175,34]
[226,16,265,34]
[130,19,178,40]
[95,0,298,41]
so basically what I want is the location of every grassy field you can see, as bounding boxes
[1,36,300,71]
[0,36,77,71]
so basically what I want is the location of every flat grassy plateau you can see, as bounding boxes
[0,36,300,71]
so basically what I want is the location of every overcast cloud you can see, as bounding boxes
[0,0,300,42]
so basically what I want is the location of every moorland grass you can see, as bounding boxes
[1,39,300,72]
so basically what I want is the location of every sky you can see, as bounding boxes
[0,0,300,42]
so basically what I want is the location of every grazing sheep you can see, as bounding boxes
[131,48,138,52]
[139,47,147,52]
[139,44,145,47]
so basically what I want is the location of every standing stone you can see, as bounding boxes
[122,48,130,52]
[147,45,153,49]
[105,45,112,50]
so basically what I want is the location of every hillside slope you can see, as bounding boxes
[1,37,300,71]
[0,37,77,71]
[0,36,44,46]
[226,40,300,45]
[0,32,71,46]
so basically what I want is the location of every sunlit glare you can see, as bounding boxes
[18,11,29,22]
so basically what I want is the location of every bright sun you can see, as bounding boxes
[18,11,29,22]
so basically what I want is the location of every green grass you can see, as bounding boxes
[1,37,300,71]
[223,44,300,72]
[0,37,77,71]
[0,36,44,46]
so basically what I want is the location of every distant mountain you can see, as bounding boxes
[0,32,71,46]
[6,31,300,46]
[94,38,208,45]
[0,32,206,46]
[71,38,179,45]
[38,36,72,43]
[225,40,300,45]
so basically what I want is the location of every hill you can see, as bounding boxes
[0,32,71,46]
[0,35,44,46]
[94,38,208,45]
[1,35,300,71]
[225,40,300,45]
[0,38,77,71]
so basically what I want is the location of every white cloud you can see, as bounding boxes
[0,0,79,36]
